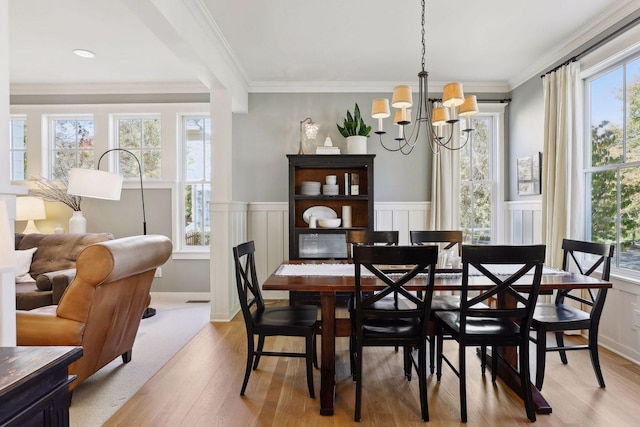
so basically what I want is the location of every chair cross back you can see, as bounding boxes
[461,246,545,321]
[465,262,542,318]
[233,241,265,319]
[355,246,437,315]
[559,239,613,306]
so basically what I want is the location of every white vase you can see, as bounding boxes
[69,210,87,234]
[346,135,367,154]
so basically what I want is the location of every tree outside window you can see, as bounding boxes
[116,117,161,179]
[51,118,94,178]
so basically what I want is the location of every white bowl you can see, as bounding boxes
[317,218,341,228]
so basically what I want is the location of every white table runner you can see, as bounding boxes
[276,263,565,277]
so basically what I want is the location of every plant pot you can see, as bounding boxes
[346,135,367,154]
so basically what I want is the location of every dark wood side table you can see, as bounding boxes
[0,346,82,427]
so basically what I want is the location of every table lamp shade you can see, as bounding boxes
[67,168,123,200]
[0,200,14,270]
[16,197,46,234]
[16,197,46,221]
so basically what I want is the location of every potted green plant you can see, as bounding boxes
[337,103,372,154]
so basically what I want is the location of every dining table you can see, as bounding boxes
[261,259,612,416]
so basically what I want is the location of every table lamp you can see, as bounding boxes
[16,196,47,234]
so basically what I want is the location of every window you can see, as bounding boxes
[181,116,211,249]
[585,53,640,272]
[9,116,27,180]
[49,117,94,178]
[114,116,161,179]
[459,115,495,244]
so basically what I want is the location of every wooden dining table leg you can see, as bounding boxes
[319,292,336,416]
[481,292,552,414]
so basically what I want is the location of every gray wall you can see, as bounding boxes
[507,76,545,201]
[231,92,433,203]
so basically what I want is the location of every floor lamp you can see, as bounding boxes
[67,148,155,318]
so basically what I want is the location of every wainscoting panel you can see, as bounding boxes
[248,203,288,299]
[374,202,430,244]
[503,201,542,245]
[210,201,247,321]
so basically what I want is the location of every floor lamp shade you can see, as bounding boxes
[67,168,123,200]
[0,200,14,271]
[16,197,46,234]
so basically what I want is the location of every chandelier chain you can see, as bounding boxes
[421,0,426,72]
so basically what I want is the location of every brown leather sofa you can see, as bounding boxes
[16,234,172,392]
[14,232,114,310]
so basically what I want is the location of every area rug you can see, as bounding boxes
[69,293,210,427]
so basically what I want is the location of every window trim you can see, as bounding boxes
[45,114,95,179]
[459,103,506,244]
[9,115,27,182]
[176,114,211,253]
[111,113,162,181]
[582,46,640,279]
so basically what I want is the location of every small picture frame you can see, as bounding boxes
[517,152,542,195]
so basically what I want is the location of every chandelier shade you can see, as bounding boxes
[442,82,465,108]
[431,107,449,127]
[391,85,413,109]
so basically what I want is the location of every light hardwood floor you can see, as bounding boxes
[106,306,640,426]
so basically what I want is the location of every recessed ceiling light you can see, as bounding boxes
[73,49,96,58]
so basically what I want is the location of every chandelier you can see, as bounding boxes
[371,0,478,155]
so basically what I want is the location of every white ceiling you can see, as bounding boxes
[8,0,640,94]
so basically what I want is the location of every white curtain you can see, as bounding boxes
[430,103,460,231]
[541,62,584,268]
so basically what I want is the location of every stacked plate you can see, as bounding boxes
[300,181,321,195]
[322,184,339,195]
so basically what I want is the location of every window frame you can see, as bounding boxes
[459,104,506,245]
[583,49,640,277]
[46,114,95,179]
[111,114,162,181]
[9,115,27,181]
[176,114,211,255]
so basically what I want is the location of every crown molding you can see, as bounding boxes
[249,80,509,94]
[508,0,640,89]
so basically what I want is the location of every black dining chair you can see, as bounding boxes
[345,230,401,378]
[232,241,319,398]
[529,238,613,391]
[435,244,546,422]
[352,244,438,422]
[410,230,463,373]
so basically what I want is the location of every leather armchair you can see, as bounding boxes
[16,234,173,391]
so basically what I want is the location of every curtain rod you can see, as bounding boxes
[541,12,640,78]
[428,98,511,103]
